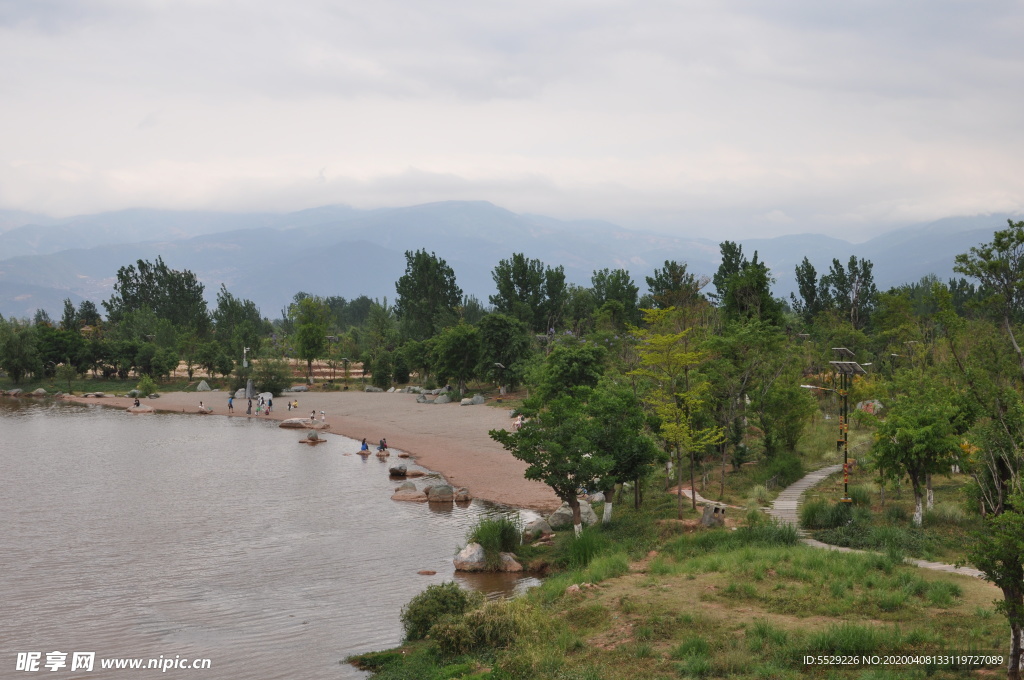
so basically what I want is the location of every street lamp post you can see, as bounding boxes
[243,347,250,369]
[829,348,866,503]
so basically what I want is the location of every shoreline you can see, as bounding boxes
[56,389,561,512]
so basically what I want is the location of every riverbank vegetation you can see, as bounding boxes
[5,221,1024,675]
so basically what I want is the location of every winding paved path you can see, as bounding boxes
[769,464,985,579]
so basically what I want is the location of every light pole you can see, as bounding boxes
[829,348,866,503]
[243,347,250,369]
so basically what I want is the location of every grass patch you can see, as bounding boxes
[467,514,521,569]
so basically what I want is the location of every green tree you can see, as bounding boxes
[588,380,661,520]
[60,298,78,331]
[478,313,533,391]
[0,321,40,384]
[77,300,102,328]
[591,268,640,327]
[645,260,708,310]
[489,254,566,332]
[821,255,878,330]
[871,378,959,526]
[103,257,209,335]
[711,240,746,304]
[491,391,614,535]
[212,284,267,362]
[629,308,723,516]
[394,249,462,341]
[535,342,607,401]
[433,323,480,394]
[289,296,331,379]
[790,257,826,324]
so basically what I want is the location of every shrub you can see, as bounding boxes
[799,499,852,530]
[252,356,291,395]
[748,484,771,507]
[468,515,521,569]
[805,623,883,655]
[924,502,967,526]
[430,614,474,657]
[883,504,908,524]
[136,374,157,397]
[563,527,609,569]
[848,484,872,507]
[762,454,804,487]
[400,582,483,641]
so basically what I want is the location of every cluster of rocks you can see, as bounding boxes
[387,464,425,477]
[1,388,50,397]
[454,543,523,573]
[391,481,471,503]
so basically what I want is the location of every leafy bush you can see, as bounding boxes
[800,498,853,529]
[136,374,157,397]
[762,454,804,487]
[429,614,474,657]
[883,504,909,523]
[400,582,483,641]
[562,527,610,569]
[252,356,291,395]
[848,484,873,507]
[468,515,521,569]
[748,484,771,507]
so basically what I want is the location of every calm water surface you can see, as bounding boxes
[1,398,539,678]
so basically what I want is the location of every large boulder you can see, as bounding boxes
[234,388,247,399]
[387,387,396,393]
[32,388,47,396]
[365,386,384,393]
[460,398,473,405]
[258,391,274,402]
[426,484,454,502]
[196,380,211,392]
[391,488,428,502]
[416,394,428,403]
[454,487,471,502]
[6,389,22,396]
[454,543,487,571]
[547,501,599,530]
[522,519,553,542]
[389,464,408,477]
[434,394,451,405]
[289,384,309,392]
[471,394,486,405]
[700,505,726,528]
[499,553,523,572]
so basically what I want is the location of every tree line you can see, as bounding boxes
[6,223,1024,676]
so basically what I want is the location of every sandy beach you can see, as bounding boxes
[63,389,561,512]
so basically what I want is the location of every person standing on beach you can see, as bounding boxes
[311,410,316,422]
[268,398,273,413]
[287,400,292,412]
[228,396,234,413]
[247,399,252,415]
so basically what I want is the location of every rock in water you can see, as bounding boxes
[389,464,408,477]
[426,484,454,502]
[453,543,487,571]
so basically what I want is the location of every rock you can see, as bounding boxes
[290,384,309,392]
[389,464,408,477]
[397,481,417,491]
[522,519,553,542]
[391,489,429,502]
[246,379,255,399]
[147,393,160,398]
[32,388,47,395]
[306,431,320,441]
[258,391,273,402]
[365,386,383,393]
[407,470,426,477]
[127,389,140,397]
[439,386,450,394]
[397,452,410,458]
[565,584,581,595]
[460,398,473,405]
[699,505,726,528]
[6,389,22,396]
[416,395,428,403]
[234,388,247,399]
[417,570,437,575]
[387,387,396,393]
[499,553,523,572]
[589,492,605,503]
[547,501,599,529]
[434,394,451,404]
[126,404,154,414]
[471,394,486,405]
[426,484,454,502]
[196,380,211,392]
[454,487,472,502]
[454,543,488,571]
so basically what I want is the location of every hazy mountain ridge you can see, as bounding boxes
[0,202,1015,320]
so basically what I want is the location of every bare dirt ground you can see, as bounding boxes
[63,389,561,512]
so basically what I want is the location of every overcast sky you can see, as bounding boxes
[1,0,1022,239]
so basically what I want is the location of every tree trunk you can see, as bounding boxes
[569,497,583,537]
[602,485,615,525]
[926,473,934,510]
[676,449,685,520]
[1007,618,1022,680]
[688,448,697,512]
[913,487,923,527]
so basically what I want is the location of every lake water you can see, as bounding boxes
[1,398,539,678]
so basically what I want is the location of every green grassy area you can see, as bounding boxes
[350,501,1003,680]
[802,466,981,566]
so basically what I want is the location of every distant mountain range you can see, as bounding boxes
[0,202,1014,321]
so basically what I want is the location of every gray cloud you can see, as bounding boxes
[1,0,1023,239]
